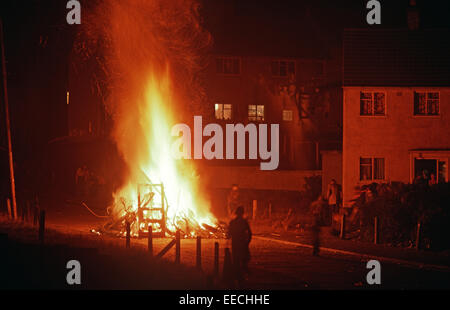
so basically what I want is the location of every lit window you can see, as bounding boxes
[282,110,293,121]
[271,60,295,77]
[360,92,385,116]
[248,105,265,121]
[414,92,439,116]
[215,103,232,120]
[216,57,240,75]
[360,157,385,181]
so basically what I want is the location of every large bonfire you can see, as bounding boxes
[78,0,218,237]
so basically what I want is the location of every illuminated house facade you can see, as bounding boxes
[202,53,342,171]
[342,29,450,204]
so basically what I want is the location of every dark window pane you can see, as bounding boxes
[373,93,385,115]
[374,158,385,180]
[360,158,372,181]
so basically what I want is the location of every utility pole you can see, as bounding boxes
[0,19,17,219]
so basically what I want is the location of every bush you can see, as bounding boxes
[356,182,450,250]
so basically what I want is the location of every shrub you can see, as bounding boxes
[356,182,450,250]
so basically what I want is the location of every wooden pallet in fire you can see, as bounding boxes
[137,183,167,238]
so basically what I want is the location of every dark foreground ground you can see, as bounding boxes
[1,202,450,290]
[1,193,450,290]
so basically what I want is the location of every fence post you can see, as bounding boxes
[416,221,421,251]
[196,236,202,270]
[148,225,153,256]
[340,213,345,239]
[252,200,257,221]
[175,230,181,264]
[125,221,131,248]
[38,210,45,245]
[12,196,17,220]
[374,216,379,244]
[223,247,233,285]
[214,242,219,277]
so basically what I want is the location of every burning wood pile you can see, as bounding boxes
[91,182,226,239]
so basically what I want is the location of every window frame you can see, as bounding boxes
[214,103,232,120]
[359,157,385,181]
[271,59,296,78]
[413,91,440,116]
[215,56,241,76]
[248,104,265,121]
[282,110,293,121]
[359,91,387,116]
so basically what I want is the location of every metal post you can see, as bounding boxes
[374,216,379,244]
[214,242,219,277]
[268,202,272,219]
[175,230,181,264]
[148,225,153,256]
[252,200,257,221]
[38,210,45,244]
[340,213,345,239]
[125,221,131,248]
[416,221,421,251]
[0,20,17,221]
[196,236,201,270]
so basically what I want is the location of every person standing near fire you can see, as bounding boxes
[327,179,341,216]
[227,184,241,219]
[228,206,252,285]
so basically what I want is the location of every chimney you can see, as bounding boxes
[407,0,420,30]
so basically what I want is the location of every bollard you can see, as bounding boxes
[222,247,233,286]
[339,213,345,239]
[148,225,153,256]
[416,221,421,251]
[12,197,17,220]
[374,216,379,244]
[196,236,202,270]
[38,210,45,244]
[268,203,272,219]
[252,200,257,221]
[214,242,219,277]
[6,198,12,220]
[125,221,131,248]
[175,230,181,264]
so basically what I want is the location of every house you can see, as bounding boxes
[342,28,450,205]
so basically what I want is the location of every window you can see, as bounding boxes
[360,92,385,116]
[216,57,240,75]
[414,91,439,116]
[215,103,232,120]
[271,60,295,77]
[282,110,293,121]
[248,105,265,121]
[360,157,385,181]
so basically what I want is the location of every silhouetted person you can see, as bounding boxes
[228,206,252,284]
[327,179,341,216]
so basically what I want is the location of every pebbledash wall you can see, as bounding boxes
[342,87,450,205]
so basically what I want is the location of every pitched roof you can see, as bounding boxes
[343,29,450,86]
